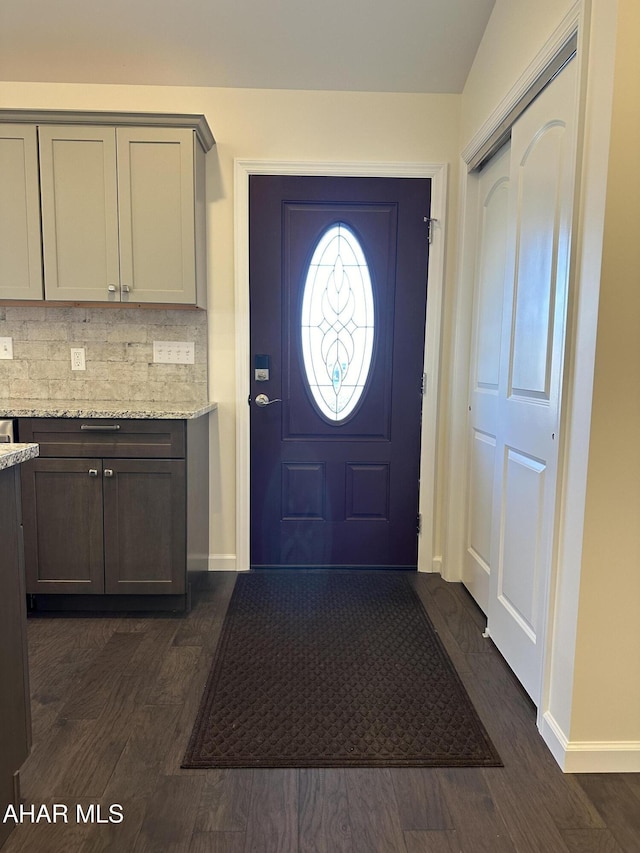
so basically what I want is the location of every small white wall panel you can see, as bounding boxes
[467,430,496,569]
[475,178,509,390]
[498,448,546,638]
[511,124,567,400]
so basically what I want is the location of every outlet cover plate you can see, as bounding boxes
[70,347,86,371]
[0,337,13,359]
[153,341,195,364]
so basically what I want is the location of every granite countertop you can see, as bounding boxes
[0,400,217,420]
[0,443,39,472]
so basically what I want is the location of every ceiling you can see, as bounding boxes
[0,0,495,94]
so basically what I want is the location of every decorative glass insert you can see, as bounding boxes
[301,223,375,421]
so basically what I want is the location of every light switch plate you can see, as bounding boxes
[153,341,195,364]
[0,337,13,359]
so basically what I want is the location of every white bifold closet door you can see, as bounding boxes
[465,57,579,705]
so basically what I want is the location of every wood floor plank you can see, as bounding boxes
[143,645,202,706]
[160,649,216,775]
[174,574,237,651]
[560,828,627,853]
[413,574,489,654]
[58,631,145,720]
[77,705,183,853]
[189,831,246,853]
[53,673,146,798]
[403,830,461,853]
[483,765,572,853]
[194,770,253,833]
[389,769,453,831]
[344,768,407,853]
[437,768,516,853]
[243,769,298,853]
[575,774,640,853]
[133,775,202,853]
[299,768,353,852]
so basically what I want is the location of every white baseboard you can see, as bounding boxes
[206,554,241,572]
[541,711,640,772]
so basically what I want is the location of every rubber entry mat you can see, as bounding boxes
[182,572,502,768]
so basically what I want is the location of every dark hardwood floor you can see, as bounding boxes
[3,572,639,852]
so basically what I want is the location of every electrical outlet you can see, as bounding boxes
[0,337,13,359]
[70,347,86,371]
[152,341,195,364]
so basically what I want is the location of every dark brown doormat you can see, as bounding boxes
[182,572,502,768]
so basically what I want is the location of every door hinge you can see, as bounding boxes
[417,513,422,534]
[424,217,438,244]
[421,372,427,395]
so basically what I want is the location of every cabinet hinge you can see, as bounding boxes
[417,513,422,534]
[424,217,438,244]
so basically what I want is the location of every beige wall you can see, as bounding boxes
[0,81,461,563]
[461,0,574,146]
[570,0,640,742]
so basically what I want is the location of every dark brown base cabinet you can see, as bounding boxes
[18,417,209,608]
[0,465,31,848]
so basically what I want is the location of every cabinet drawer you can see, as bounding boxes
[18,418,185,459]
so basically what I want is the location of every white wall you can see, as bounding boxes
[0,81,462,566]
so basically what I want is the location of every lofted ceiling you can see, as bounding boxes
[0,0,495,94]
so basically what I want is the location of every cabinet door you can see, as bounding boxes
[21,458,105,593]
[103,459,186,594]
[0,125,43,300]
[39,126,120,302]
[116,127,197,304]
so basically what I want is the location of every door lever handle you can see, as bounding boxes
[254,394,282,407]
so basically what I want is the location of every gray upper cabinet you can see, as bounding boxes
[0,125,44,300]
[39,125,207,306]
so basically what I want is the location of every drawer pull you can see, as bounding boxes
[80,424,121,432]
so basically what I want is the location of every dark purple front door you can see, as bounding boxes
[250,175,430,569]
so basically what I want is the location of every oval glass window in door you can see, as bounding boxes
[301,223,375,422]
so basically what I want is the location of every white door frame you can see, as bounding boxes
[234,159,448,572]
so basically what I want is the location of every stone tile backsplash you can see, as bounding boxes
[0,306,208,402]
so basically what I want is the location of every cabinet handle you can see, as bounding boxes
[88,468,98,477]
[80,424,121,432]
[104,469,114,478]
[108,284,118,294]
[121,284,131,293]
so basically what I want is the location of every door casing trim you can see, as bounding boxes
[234,159,448,572]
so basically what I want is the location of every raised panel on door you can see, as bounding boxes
[488,59,578,705]
[0,125,43,299]
[39,126,120,302]
[21,458,105,594]
[116,127,196,304]
[463,144,510,611]
[102,459,186,594]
